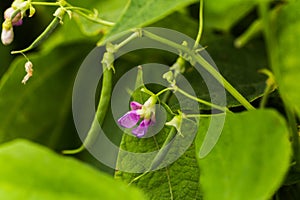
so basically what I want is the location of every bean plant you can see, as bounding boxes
[0,0,299,200]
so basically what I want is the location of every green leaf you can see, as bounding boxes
[103,0,197,41]
[0,42,93,149]
[204,0,255,32]
[0,139,146,200]
[276,1,300,117]
[69,0,128,36]
[115,138,202,200]
[115,100,201,199]
[196,109,291,200]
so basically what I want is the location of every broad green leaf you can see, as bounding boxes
[115,87,201,199]
[0,139,146,200]
[115,138,202,200]
[0,42,94,149]
[276,1,300,117]
[204,0,255,32]
[68,0,128,36]
[196,110,291,200]
[103,0,197,41]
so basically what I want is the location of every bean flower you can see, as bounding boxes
[118,96,156,138]
[1,7,23,45]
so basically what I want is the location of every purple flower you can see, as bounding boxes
[118,99,156,138]
[130,101,142,110]
[117,110,140,128]
[132,119,152,138]
[4,7,22,26]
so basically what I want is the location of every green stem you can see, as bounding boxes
[63,68,113,154]
[259,84,273,108]
[156,87,172,97]
[11,17,60,54]
[31,2,60,6]
[193,0,203,48]
[175,86,230,112]
[186,113,226,118]
[285,105,300,166]
[72,9,115,27]
[130,127,177,184]
[235,5,280,48]
[142,30,255,110]
[115,31,141,49]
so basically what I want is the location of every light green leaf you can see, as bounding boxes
[204,0,255,31]
[0,42,94,149]
[103,0,197,41]
[0,139,146,200]
[276,1,300,117]
[196,110,291,200]
[69,0,128,36]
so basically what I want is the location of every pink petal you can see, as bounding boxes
[130,101,142,110]
[12,19,22,26]
[132,119,151,138]
[4,7,22,26]
[118,111,140,128]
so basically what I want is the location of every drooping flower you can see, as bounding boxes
[132,119,152,138]
[21,61,33,84]
[1,7,23,45]
[118,97,156,138]
[118,110,140,128]
[4,7,23,26]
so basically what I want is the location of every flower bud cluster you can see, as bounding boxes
[1,0,35,45]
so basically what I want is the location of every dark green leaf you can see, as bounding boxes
[0,42,94,149]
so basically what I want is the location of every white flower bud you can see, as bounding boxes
[1,27,14,45]
[22,61,33,84]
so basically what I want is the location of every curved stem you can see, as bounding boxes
[193,0,203,48]
[156,87,172,97]
[63,68,113,154]
[142,30,255,110]
[11,17,60,54]
[129,127,177,185]
[72,10,115,26]
[175,86,230,112]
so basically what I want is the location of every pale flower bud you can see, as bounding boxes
[4,7,22,26]
[1,27,14,45]
[22,61,33,84]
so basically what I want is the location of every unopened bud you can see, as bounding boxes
[1,26,14,45]
[22,61,33,84]
[166,114,184,136]
[4,7,22,26]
